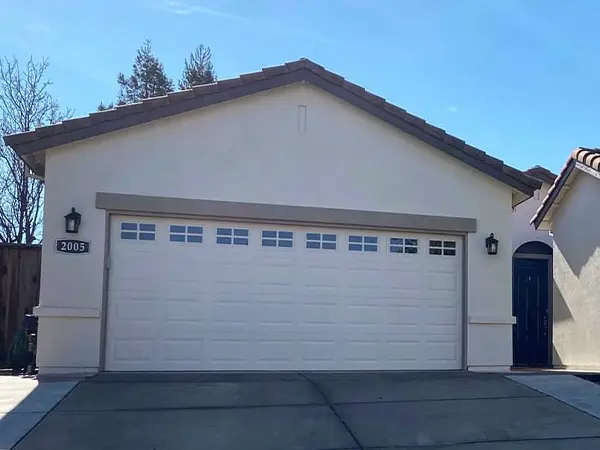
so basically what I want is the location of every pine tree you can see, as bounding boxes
[116,40,173,104]
[97,102,114,111]
[178,45,216,89]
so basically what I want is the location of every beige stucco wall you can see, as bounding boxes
[512,183,553,252]
[36,82,516,374]
[552,172,600,369]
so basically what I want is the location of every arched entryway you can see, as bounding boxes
[512,241,552,367]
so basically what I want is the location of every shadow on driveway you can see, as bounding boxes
[13,371,600,450]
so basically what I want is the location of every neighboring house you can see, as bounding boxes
[531,148,600,370]
[512,166,556,252]
[3,58,540,375]
[511,166,557,368]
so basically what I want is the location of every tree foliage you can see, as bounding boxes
[0,57,72,243]
[179,45,216,89]
[100,41,217,109]
[116,40,173,105]
[97,101,114,111]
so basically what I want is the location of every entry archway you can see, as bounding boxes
[512,241,552,367]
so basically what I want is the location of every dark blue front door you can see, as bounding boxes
[513,258,550,367]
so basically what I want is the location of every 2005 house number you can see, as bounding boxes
[55,239,90,254]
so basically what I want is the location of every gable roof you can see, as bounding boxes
[3,58,540,199]
[524,165,558,185]
[531,148,600,229]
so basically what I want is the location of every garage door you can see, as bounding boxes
[105,215,463,371]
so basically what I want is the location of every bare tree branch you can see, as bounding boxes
[0,56,72,243]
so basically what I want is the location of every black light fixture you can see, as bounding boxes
[64,207,81,234]
[485,233,499,255]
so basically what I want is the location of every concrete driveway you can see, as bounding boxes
[13,371,600,449]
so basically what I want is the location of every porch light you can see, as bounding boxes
[64,207,81,234]
[485,233,499,255]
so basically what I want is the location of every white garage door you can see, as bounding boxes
[105,215,463,371]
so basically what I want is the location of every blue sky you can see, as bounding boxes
[2,0,599,173]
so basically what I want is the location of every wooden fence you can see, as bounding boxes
[0,244,42,362]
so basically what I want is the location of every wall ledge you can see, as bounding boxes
[469,315,516,325]
[34,306,100,319]
[37,366,99,376]
[468,365,511,373]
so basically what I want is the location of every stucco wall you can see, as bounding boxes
[552,172,600,369]
[512,183,553,252]
[37,82,515,373]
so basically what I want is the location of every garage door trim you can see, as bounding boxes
[96,192,477,234]
[97,198,472,371]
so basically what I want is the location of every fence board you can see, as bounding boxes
[0,245,41,362]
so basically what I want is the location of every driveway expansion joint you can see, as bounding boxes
[329,394,542,406]
[365,434,600,448]
[54,402,327,413]
[300,372,365,450]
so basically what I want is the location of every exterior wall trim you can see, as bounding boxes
[462,236,468,370]
[95,192,478,234]
[33,306,100,318]
[575,161,600,180]
[468,315,516,325]
[99,211,111,371]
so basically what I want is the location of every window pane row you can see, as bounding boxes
[169,224,204,244]
[262,230,294,248]
[120,222,156,241]
[429,240,457,257]
[120,222,455,257]
[306,232,337,250]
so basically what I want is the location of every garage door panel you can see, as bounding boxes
[160,325,208,343]
[113,301,157,321]
[110,322,156,341]
[163,302,206,321]
[163,341,205,362]
[426,342,459,361]
[106,216,463,371]
[211,302,254,323]
[113,340,154,362]
[427,305,460,324]
[298,304,339,324]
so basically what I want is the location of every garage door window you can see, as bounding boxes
[429,240,457,256]
[262,230,294,248]
[349,235,378,252]
[389,238,418,254]
[169,225,203,243]
[120,222,156,241]
[306,233,337,250]
[217,227,249,245]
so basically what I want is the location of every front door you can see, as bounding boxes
[513,258,550,367]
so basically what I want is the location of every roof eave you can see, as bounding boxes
[4,60,540,199]
[531,159,577,229]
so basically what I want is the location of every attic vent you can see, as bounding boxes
[298,105,307,134]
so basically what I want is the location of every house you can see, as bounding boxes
[3,58,541,375]
[511,165,557,368]
[531,148,600,370]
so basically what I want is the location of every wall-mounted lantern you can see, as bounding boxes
[64,207,81,234]
[485,233,499,255]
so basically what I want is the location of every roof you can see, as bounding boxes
[523,165,558,185]
[3,58,540,199]
[531,148,600,229]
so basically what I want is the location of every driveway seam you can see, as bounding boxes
[330,394,542,406]
[9,380,79,450]
[507,375,600,424]
[300,372,365,450]
[54,402,326,413]
[55,394,544,414]
[369,434,600,448]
